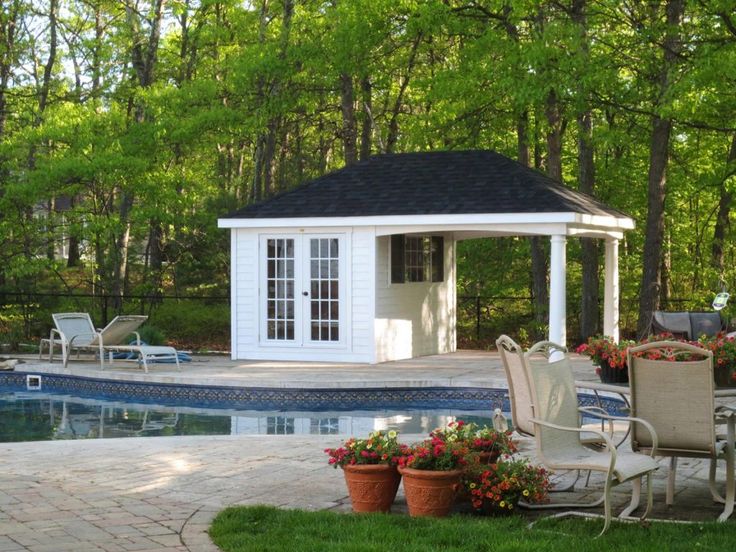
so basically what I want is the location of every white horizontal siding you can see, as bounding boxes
[350,228,376,361]
[374,233,456,363]
[229,226,375,363]
[234,229,259,355]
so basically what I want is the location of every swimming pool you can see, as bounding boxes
[0,371,625,442]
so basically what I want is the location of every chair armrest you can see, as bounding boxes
[716,405,736,417]
[50,328,63,341]
[530,417,615,451]
[133,331,141,345]
[578,407,659,455]
[67,333,98,347]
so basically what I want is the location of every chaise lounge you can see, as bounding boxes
[40,313,180,372]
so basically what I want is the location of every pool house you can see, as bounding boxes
[218,150,633,364]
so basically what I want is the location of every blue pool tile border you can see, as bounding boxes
[0,371,625,414]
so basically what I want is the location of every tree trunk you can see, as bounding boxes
[359,76,372,160]
[517,110,548,337]
[386,34,421,154]
[712,133,736,272]
[544,90,563,182]
[578,111,599,340]
[121,0,167,310]
[571,0,599,341]
[340,73,358,165]
[637,0,684,336]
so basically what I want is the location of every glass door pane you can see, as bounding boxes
[265,238,295,341]
[308,237,339,342]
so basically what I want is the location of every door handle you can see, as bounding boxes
[302,291,309,296]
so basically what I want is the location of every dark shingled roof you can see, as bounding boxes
[226,150,628,220]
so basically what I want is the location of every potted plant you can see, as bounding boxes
[463,457,550,515]
[396,434,470,517]
[576,335,634,383]
[324,430,402,513]
[698,334,736,388]
[430,420,517,464]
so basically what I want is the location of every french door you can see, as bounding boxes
[260,234,344,347]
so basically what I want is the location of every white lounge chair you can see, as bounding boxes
[524,340,660,535]
[40,313,177,372]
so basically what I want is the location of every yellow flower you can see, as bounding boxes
[469,483,476,489]
[508,503,514,510]
[499,501,506,508]
[388,430,398,439]
[522,490,530,497]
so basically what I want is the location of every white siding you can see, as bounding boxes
[374,233,456,363]
[230,226,375,363]
[350,227,377,363]
[233,229,259,355]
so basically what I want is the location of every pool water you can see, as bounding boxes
[0,391,496,442]
[0,372,624,442]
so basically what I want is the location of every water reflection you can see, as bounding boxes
[0,391,495,442]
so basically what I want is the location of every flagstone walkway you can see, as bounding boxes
[0,432,731,552]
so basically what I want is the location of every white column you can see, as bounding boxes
[603,237,620,342]
[548,235,567,349]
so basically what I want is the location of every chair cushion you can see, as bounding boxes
[652,311,692,339]
[689,312,723,339]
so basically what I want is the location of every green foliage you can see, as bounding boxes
[136,325,166,346]
[1,0,735,348]
[148,300,230,350]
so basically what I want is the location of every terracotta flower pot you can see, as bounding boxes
[398,467,462,517]
[478,451,501,464]
[343,464,401,513]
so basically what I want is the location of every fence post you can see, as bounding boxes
[476,295,481,341]
[102,295,109,327]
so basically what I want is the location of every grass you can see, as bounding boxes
[209,506,735,552]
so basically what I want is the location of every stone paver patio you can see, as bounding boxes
[1,351,734,551]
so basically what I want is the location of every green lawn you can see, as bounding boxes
[209,506,734,552]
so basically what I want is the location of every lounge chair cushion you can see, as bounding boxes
[652,311,723,340]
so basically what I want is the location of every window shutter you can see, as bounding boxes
[431,236,444,282]
[391,234,405,283]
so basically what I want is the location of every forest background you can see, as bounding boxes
[0,0,735,352]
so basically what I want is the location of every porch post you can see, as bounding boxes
[549,235,567,349]
[603,237,620,342]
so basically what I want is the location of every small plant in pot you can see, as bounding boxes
[324,430,402,513]
[698,334,736,388]
[396,434,471,517]
[430,420,517,464]
[463,457,550,515]
[576,335,634,383]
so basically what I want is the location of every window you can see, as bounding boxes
[390,234,444,283]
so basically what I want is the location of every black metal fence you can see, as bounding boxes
[0,290,713,350]
[0,291,230,349]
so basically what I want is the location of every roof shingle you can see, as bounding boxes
[226,150,627,219]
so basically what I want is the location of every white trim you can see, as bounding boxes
[603,238,620,342]
[230,231,238,360]
[301,233,349,349]
[218,211,633,231]
[257,233,349,350]
[259,234,302,347]
[549,235,567,350]
[365,228,377,364]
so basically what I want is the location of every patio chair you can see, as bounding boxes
[524,340,660,535]
[497,335,621,491]
[41,313,148,369]
[627,341,736,521]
